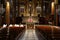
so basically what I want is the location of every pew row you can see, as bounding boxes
[35,25,60,40]
[0,26,25,40]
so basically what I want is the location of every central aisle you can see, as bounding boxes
[18,29,38,40]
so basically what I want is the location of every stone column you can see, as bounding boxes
[54,0,58,26]
[6,1,10,26]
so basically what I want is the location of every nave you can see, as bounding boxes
[0,0,60,40]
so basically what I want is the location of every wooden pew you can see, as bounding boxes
[35,25,60,40]
[0,26,25,40]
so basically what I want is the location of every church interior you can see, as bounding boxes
[0,0,60,40]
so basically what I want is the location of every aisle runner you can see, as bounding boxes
[18,29,38,40]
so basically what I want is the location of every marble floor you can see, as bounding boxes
[18,29,38,40]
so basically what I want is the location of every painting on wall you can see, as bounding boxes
[20,6,25,14]
[36,6,41,14]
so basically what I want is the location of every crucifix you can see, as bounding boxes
[29,3,32,16]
